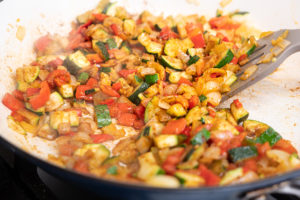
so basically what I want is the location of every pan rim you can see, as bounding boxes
[1,134,300,194]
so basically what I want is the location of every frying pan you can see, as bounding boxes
[0,0,300,199]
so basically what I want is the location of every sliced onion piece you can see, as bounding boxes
[240,64,258,81]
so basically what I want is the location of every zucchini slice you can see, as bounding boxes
[25,103,45,116]
[7,116,26,135]
[92,40,110,61]
[74,144,110,165]
[50,110,79,129]
[137,152,163,180]
[175,171,205,187]
[63,50,90,75]
[186,55,200,66]
[145,74,159,85]
[187,48,203,57]
[138,32,163,55]
[167,103,186,117]
[153,134,186,149]
[212,118,239,135]
[77,72,89,84]
[214,49,234,68]
[45,92,64,112]
[255,127,282,146]
[230,101,249,124]
[17,108,40,126]
[190,128,211,145]
[95,104,112,128]
[146,175,180,188]
[58,84,74,98]
[144,96,159,123]
[243,120,269,135]
[120,41,132,54]
[23,66,40,83]
[160,55,183,71]
[106,38,117,49]
[128,82,149,105]
[102,2,117,16]
[247,44,256,56]
[228,146,258,163]
[220,168,243,185]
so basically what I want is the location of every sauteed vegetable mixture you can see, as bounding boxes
[2,1,299,188]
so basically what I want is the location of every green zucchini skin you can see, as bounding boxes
[128,82,149,105]
[228,146,258,163]
[160,55,183,71]
[145,74,159,85]
[255,127,282,146]
[214,49,234,68]
[186,55,200,66]
[247,44,256,56]
[95,104,112,128]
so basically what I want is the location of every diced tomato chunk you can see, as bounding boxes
[100,98,116,106]
[191,33,205,48]
[256,142,271,157]
[117,103,134,113]
[243,159,257,173]
[26,88,40,97]
[75,85,93,101]
[198,164,221,186]
[273,139,298,154]
[230,57,238,64]
[11,111,25,122]
[134,105,145,119]
[118,69,137,78]
[117,113,137,127]
[29,81,51,110]
[86,78,98,88]
[100,85,120,97]
[46,69,71,88]
[92,13,107,22]
[12,90,24,101]
[159,26,178,40]
[178,77,192,86]
[91,134,114,143]
[112,82,122,91]
[73,160,89,174]
[189,95,200,109]
[162,118,187,135]
[133,120,144,130]
[233,99,243,108]
[35,35,52,52]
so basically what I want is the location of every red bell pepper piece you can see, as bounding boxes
[117,103,134,113]
[191,33,205,48]
[112,82,122,91]
[29,81,51,110]
[86,54,103,64]
[46,69,71,87]
[11,111,25,122]
[91,134,114,143]
[12,90,24,101]
[100,85,120,97]
[198,164,221,186]
[235,125,244,133]
[2,93,24,112]
[86,78,98,88]
[233,99,243,108]
[133,120,144,130]
[185,23,203,36]
[110,24,127,40]
[92,13,107,22]
[162,118,187,135]
[162,148,185,175]
[117,113,137,127]
[134,105,145,119]
[26,88,40,97]
[256,142,271,157]
[99,98,116,106]
[118,69,137,78]
[48,57,63,68]
[159,26,178,40]
[209,16,240,30]
[273,139,298,154]
[230,57,238,65]
[189,95,200,109]
[178,77,193,86]
[238,54,247,63]
[75,85,93,101]
[34,35,52,52]
[243,159,258,173]
[76,19,93,33]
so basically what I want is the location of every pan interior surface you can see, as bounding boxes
[0,0,299,190]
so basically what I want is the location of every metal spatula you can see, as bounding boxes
[222,29,300,102]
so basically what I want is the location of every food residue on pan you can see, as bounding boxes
[220,0,232,8]
[289,86,300,92]
[186,0,200,6]
[16,25,26,41]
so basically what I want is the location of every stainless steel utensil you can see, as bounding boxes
[222,29,300,102]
